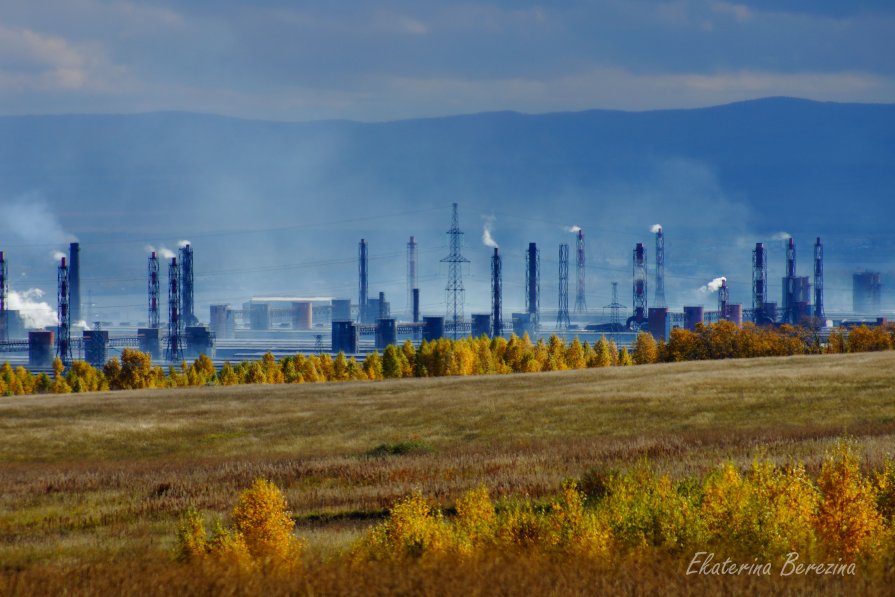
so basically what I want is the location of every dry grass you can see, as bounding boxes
[2,351,895,594]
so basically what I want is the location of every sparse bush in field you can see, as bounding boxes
[175,479,302,569]
[816,441,884,556]
[455,486,496,551]
[354,491,452,559]
[546,480,611,556]
[495,498,549,548]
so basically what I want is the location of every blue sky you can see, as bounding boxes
[1,0,893,120]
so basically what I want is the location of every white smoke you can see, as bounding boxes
[73,320,91,331]
[178,240,191,249]
[482,215,498,248]
[650,224,663,233]
[1,194,77,248]
[698,276,727,294]
[567,225,582,233]
[158,247,176,260]
[771,231,791,241]
[144,244,157,254]
[6,288,58,329]
[51,250,66,263]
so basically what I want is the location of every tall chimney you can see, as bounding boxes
[69,242,81,323]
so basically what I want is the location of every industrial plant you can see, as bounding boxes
[0,204,889,372]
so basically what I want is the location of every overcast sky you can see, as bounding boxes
[1,0,893,121]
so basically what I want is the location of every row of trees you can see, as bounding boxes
[1,322,894,396]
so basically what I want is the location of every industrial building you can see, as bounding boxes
[0,204,886,372]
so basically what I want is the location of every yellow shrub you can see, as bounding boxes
[356,491,453,559]
[495,499,548,549]
[174,507,208,562]
[455,486,496,550]
[816,441,885,556]
[232,478,302,565]
[547,480,611,556]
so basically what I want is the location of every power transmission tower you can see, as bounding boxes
[557,243,570,329]
[441,203,469,339]
[574,229,586,313]
[605,282,624,329]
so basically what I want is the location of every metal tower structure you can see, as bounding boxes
[407,236,418,318]
[718,278,730,320]
[148,251,160,329]
[0,251,7,342]
[179,243,195,326]
[166,257,183,362]
[783,237,797,325]
[358,239,368,323]
[69,242,81,323]
[525,242,540,331]
[574,229,586,313]
[630,242,647,327]
[605,282,623,328]
[814,237,824,321]
[491,247,502,337]
[441,203,469,339]
[557,243,570,329]
[56,256,72,365]
[654,227,666,308]
[752,242,768,324]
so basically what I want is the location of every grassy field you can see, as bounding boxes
[2,351,895,594]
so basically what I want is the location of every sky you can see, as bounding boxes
[1,0,894,121]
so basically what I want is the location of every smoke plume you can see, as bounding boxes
[51,250,66,263]
[159,247,176,260]
[482,215,498,248]
[6,288,58,329]
[567,225,582,233]
[145,244,157,254]
[178,240,191,249]
[699,276,727,294]
[650,224,663,233]
[771,231,791,241]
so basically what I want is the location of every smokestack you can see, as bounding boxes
[574,229,586,313]
[69,242,80,324]
[719,278,729,320]
[358,239,368,323]
[525,242,539,329]
[179,243,195,326]
[814,237,824,321]
[166,257,183,362]
[491,247,502,337]
[0,251,7,342]
[752,242,767,323]
[556,243,570,329]
[654,227,665,308]
[56,256,72,365]
[783,238,796,324]
[631,242,647,326]
[407,236,417,319]
[379,291,386,320]
[412,288,420,323]
[148,251,160,329]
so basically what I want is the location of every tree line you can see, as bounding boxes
[1,321,894,396]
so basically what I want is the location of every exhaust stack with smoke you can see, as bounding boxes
[627,242,647,329]
[148,251,160,329]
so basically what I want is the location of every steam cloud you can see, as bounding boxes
[178,240,191,249]
[145,244,156,254]
[650,224,663,233]
[699,276,727,294]
[482,215,498,248]
[771,231,791,241]
[567,225,582,233]
[6,288,58,329]
[158,247,176,260]
[51,250,66,263]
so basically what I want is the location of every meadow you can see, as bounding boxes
[2,350,895,595]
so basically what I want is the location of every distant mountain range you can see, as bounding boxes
[1,97,893,318]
